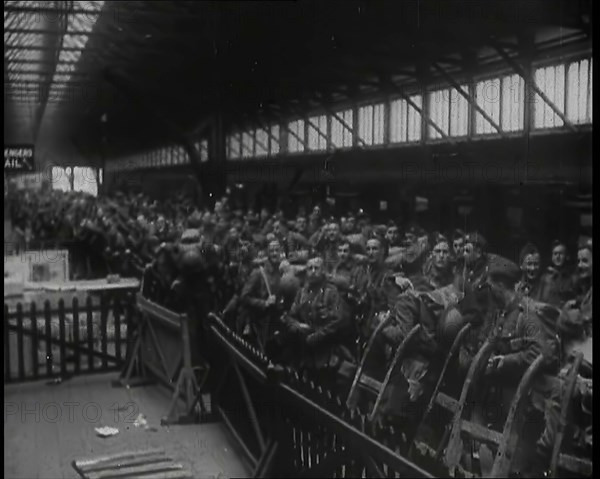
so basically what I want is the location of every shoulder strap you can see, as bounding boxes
[258,266,273,297]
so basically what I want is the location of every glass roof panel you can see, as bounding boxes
[56,63,78,73]
[49,1,105,99]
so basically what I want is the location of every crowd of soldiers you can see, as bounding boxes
[6,185,592,476]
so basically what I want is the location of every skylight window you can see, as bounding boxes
[56,63,78,73]
[48,1,105,102]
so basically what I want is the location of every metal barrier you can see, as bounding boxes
[4,295,133,383]
[115,293,211,425]
[207,312,433,478]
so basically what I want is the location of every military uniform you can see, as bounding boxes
[531,283,593,471]
[349,263,406,341]
[281,280,351,370]
[489,297,561,381]
[410,265,455,293]
[140,263,176,308]
[241,261,283,348]
[463,255,489,291]
[538,265,576,307]
[329,258,358,292]
[515,276,544,302]
[287,231,310,259]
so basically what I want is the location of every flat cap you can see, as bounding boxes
[486,255,520,283]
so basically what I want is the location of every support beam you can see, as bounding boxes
[490,40,578,133]
[284,102,329,146]
[102,67,207,194]
[236,111,280,152]
[379,75,452,142]
[260,105,308,151]
[304,90,364,148]
[431,62,505,137]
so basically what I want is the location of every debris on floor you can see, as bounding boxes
[94,426,119,438]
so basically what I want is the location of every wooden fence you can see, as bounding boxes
[4,295,134,383]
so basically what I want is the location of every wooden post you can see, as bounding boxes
[86,296,94,371]
[58,299,67,377]
[72,297,81,374]
[30,302,39,380]
[5,305,11,382]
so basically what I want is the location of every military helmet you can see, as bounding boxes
[179,248,206,276]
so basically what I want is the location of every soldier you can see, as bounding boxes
[170,247,215,366]
[287,215,310,262]
[515,242,544,300]
[572,239,592,306]
[385,222,401,248]
[241,240,284,350]
[411,235,454,292]
[349,237,413,358]
[529,244,592,476]
[451,229,465,260]
[280,256,351,377]
[311,221,343,273]
[462,232,489,291]
[538,240,576,307]
[328,239,358,292]
[140,243,179,308]
[221,226,254,331]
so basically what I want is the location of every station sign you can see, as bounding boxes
[4,145,35,172]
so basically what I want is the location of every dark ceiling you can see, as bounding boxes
[4,0,592,159]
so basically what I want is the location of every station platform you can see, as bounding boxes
[4,372,252,479]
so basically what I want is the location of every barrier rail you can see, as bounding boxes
[4,295,133,383]
[115,294,211,425]
[207,312,433,478]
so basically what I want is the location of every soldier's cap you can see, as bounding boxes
[551,239,567,249]
[406,224,427,238]
[486,256,520,283]
[452,228,466,240]
[187,211,203,228]
[578,236,592,251]
[432,233,449,247]
[465,232,487,250]
[519,242,540,264]
[374,224,388,237]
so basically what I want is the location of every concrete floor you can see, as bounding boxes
[4,372,252,479]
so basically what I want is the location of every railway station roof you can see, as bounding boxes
[4,0,592,156]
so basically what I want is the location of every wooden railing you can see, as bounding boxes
[4,295,134,383]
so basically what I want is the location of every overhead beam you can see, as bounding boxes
[314,92,366,147]
[102,67,207,190]
[260,105,308,151]
[489,40,578,133]
[431,62,505,137]
[378,75,452,142]
[283,101,329,146]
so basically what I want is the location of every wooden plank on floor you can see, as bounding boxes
[5,373,252,479]
[73,448,166,472]
[85,461,184,479]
